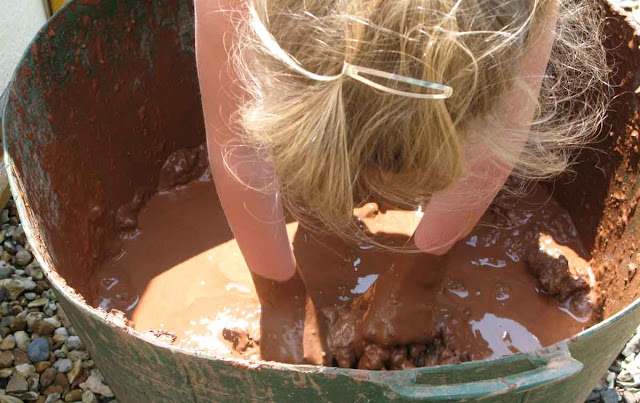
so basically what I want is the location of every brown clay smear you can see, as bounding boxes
[83,146,599,369]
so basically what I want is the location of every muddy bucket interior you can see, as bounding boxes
[4,0,640,402]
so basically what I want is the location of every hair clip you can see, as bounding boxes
[249,6,454,100]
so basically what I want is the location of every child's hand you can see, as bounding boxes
[250,269,326,364]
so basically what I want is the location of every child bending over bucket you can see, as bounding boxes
[194,0,608,363]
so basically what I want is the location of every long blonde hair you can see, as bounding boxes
[230,0,609,238]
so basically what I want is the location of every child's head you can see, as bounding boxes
[230,0,609,237]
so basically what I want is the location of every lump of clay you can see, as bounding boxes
[526,250,590,301]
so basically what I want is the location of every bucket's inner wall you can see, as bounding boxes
[3,0,204,290]
[3,0,640,323]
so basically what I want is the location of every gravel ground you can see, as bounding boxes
[0,197,114,403]
[586,332,640,403]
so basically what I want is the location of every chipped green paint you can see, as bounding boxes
[3,0,640,401]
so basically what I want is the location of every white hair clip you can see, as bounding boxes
[249,6,454,100]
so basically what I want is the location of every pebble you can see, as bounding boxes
[28,298,49,309]
[0,351,14,368]
[6,374,28,394]
[10,317,26,332]
[27,338,50,363]
[67,360,82,384]
[602,388,621,403]
[34,361,51,373]
[0,368,13,378]
[0,335,16,350]
[0,396,25,403]
[0,263,14,280]
[14,331,30,351]
[65,337,84,351]
[64,389,83,402]
[13,349,29,366]
[24,293,36,301]
[32,321,55,336]
[81,391,97,403]
[26,313,44,330]
[15,364,35,378]
[624,390,638,403]
[14,250,32,267]
[45,393,61,403]
[52,359,72,373]
[79,370,113,397]
[14,391,38,401]
[25,263,43,282]
[39,368,56,389]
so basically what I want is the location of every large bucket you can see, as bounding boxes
[3,0,640,401]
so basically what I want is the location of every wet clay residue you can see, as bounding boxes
[85,147,599,369]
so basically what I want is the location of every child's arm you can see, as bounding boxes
[415,2,560,254]
[195,0,296,281]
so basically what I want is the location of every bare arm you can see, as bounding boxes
[415,2,561,254]
[195,0,296,281]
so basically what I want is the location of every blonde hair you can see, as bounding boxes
[230,0,609,238]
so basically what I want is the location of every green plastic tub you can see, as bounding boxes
[3,0,640,401]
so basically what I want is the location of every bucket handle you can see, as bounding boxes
[382,343,582,401]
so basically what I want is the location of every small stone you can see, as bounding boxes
[81,391,97,403]
[43,319,60,329]
[3,281,25,301]
[53,350,65,359]
[40,368,56,388]
[0,351,14,368]
[6,374,28,394]
[43,385,63,396]
[0,395,26,403]
[624,334,640,357]
[27,338,50,363]
[64,338,84,352]
[14,391,38,401]
[79,371,112,397]
[14,269,25,276]
[27,299,49,309]
[3,241,16,254]
[42,303,56,318]
[619,369,633,382]
[0,368,13,378]
[81,361,93,370]
[65,351,87,363]
[53,372,69,389]
[23,293,36,301]
[53,359,72,373]
[66,360,82,384]
[14,251,32,267]
[64,390,82,402]
[34,361,51,373]
[0,263,14,280]
[32,321,55,336]
[1,210,10,224]
[26,313,44,330]
[624,391,638,403]
[14,364,35,378]
[27,373,39,391]
[10,317,26,333]
[14,332,30,352]
[0,336,16,350]
[52,328,67,338]
[24,263,42,282]
[11,227,26,245]
[45,394,61,403]
[601,389,620,403]
[12,349,29,366]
